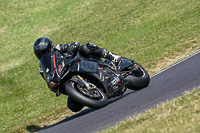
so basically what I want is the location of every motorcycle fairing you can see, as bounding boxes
[40,51,135,98]
[68,56,132,98]
[69,60,98,73]
[39,53,52,74]
[40,51,65,83]
[78,60,98,72]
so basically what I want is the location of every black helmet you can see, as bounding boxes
[33,37,53,59]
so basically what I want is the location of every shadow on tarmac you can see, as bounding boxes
[26,90,135,132]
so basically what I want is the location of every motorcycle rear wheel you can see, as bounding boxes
[124,62,150,90]
[65,81,108,109]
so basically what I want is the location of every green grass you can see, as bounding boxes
[100,88,200,133]
[0,0,200,132]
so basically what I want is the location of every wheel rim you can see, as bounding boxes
[72,82,105,100]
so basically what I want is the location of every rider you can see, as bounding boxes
[33,37,121,112]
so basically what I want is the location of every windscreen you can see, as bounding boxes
[40,53,52,74]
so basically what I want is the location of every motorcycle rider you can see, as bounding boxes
[33,37,121,112]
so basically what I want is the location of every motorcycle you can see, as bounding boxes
[39,50,150,109]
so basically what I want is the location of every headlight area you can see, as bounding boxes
[57,61,65,77]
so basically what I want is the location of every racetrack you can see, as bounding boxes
[39,51,200,133]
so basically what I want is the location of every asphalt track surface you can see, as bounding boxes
[39,51,200,133]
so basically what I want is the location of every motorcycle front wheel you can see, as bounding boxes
[65,80,108,109]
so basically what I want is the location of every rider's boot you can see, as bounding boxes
[103,49,121,68]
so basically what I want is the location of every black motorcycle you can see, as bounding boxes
[39,50,150,109]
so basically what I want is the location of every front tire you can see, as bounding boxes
[65,81,108,109]
[124,62,150,90]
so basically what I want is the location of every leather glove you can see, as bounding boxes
[67,42,80,54]
[54,44,68,53]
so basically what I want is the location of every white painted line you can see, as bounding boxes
[151,50,200,78]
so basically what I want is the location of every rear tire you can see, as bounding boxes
[124,62,150,90]
[65,81,108,109]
